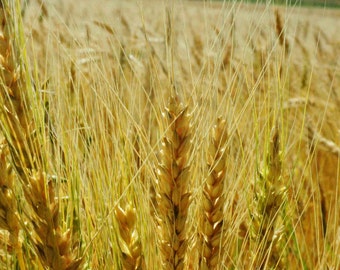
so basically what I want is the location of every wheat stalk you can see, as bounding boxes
[155,95,192,270]
[250,125,287,269]
[198,117,228,269]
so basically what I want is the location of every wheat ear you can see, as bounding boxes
[115,204,144,270]
[0,1,35,173]
[0,143,25,269]
[0,2,82,269]
[155,95,192,270]
[250,125,287,269]
[307,122,340,156]
[198,118,228,269]
[23,171,83,269]
[0,3,27,269]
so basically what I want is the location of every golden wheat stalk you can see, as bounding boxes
[155,95,192,269]
[198,117,228,269]
[250,125,287,269]
[275,9,289,53]
[115,204,144,270]
[0,2,82,269]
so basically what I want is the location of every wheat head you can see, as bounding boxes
[250,125,287,269]
[115,204,144,270]
[198,118,228,269]
[155,95,192,270]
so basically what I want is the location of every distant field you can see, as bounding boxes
[258,0,340,8]
[205,0,340,8]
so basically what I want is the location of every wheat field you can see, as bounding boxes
[0,0,340,269]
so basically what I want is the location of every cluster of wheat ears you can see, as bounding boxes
[0,0,340,269]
